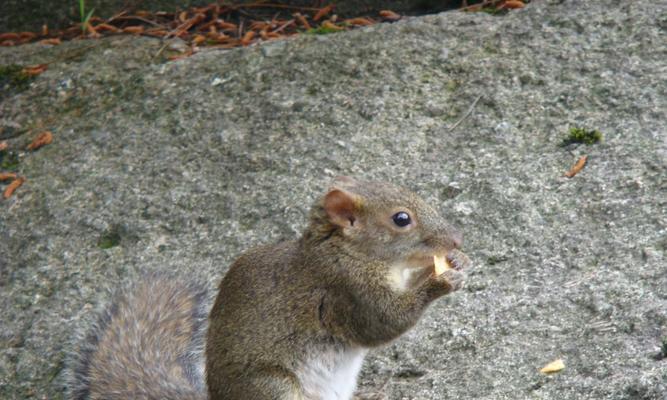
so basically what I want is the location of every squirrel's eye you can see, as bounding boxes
[392,212,411,227]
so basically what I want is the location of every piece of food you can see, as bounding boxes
[540,358,565,374]
[434,255,451,275]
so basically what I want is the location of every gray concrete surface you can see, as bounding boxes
[1,0,666,398]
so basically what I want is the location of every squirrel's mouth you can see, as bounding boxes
[410,250,467,273]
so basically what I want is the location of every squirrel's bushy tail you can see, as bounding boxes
[67,273,212,400]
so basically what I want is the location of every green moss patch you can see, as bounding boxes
[0,64,34,91]
[0,150,20,171]
[306,26,342,35]
[561,127,603,146]
[97,229,121,249]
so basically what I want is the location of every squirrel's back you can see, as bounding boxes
[67,273,211,400]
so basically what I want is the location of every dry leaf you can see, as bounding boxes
[321,21,344,31]
[564,155,587,178]
[379,10,401,21]
[293,13,312,30]
[250,21,269,31]
[85,22,100,38]
[344,17,375,26]
[540,359,565,374]
[88,16,104,25]
[38,38,62,45]
[123,26,144,34]
[22,64,48,76]
[240,31,255,46]
[19,32,38,40]
[313,5,334,22]
[0,141,7,151]
[217,21,238,31]
[192,34,206,45]
[503,1,526,9]
[95,23,121,33]
[0,172,17,182]
[3,177,25,199]
[144,29,168,38]
[0,33,20,41]
[27,131,53,150]
[209,33,231,44]
[167,49,194,61]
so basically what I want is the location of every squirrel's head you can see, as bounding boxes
[306,176,462,270]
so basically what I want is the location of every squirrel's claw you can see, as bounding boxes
[446,249,470,272]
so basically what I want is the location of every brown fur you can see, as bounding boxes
[67,273,211,400]
[207,178,470,399]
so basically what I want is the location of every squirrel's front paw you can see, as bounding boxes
[436,269,465,293]
[446,249,470,272]
[433,250,470,294]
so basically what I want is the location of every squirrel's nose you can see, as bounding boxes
[425,227,462,251]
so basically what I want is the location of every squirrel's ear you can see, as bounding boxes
[323,189,360,228]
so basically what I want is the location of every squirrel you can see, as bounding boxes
[67,176,470,400]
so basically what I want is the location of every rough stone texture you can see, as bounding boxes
[1,0,666,399]
[0,0,447,33]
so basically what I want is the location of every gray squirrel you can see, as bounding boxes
[68,177,470,399]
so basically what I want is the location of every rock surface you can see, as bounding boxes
[1,0,666,399]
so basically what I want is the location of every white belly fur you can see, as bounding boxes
[297,346,367,400]
[387,262,424,292]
